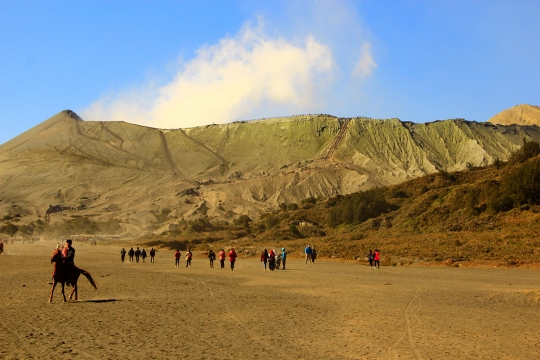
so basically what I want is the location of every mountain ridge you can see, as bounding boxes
[1,107,540,236]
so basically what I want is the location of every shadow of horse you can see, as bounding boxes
[49,249,97,302]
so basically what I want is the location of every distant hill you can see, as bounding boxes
[2,108,540,236]
[488,104,540,126]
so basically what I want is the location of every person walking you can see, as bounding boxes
[174,249,181,267]
[268,250,276,271]
[368,250,374,269]
[120,248,126,263]
[186,249,192,268]
[373,249,381,269]
[141,248,147,263]
[311,246,317,264]
[281,248,287,270]
[261,249,269,271]
[229,248,237,270]
[305,244,312,264]
[208,249,216,268]
[135,247,141,263]
[128,247,135,263]
[219,249,226,269]
[149,248,156,263]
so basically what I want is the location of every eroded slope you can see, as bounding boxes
[1,110,540,236]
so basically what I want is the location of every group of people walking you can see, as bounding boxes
[209,248,237,270]
[118,244,381,269]
[121,247,156,263]
[173,248,237,270]
[260,248,286,271]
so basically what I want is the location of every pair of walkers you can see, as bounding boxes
[174,249,192,267]
[261,248,286,271]
[368,249,381,269]
[304,244,317,264]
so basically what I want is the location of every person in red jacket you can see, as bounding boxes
[228,248,237,271]
[174,249,181,268]
[373,249,381,269]
[218,249,226,269]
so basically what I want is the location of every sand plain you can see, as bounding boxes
[1,241,539,359]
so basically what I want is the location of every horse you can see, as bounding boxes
[49,249,97,302]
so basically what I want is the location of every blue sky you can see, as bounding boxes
[1,0,539,144]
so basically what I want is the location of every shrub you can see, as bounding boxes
[450,188,481,214]
[438,170,456,182]
[0,222,18,236]
[289,223,302,237]
[326,188,395,227]
[493,157,505,169]
[389,189,408,199]
[500,157,540,205]
[189,217,214,232]
[287,203,298,211]
[234,215,252,228]
[508,139,540,165]
[301,197,317,205]
[265,215,280,229]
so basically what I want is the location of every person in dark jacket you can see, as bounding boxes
[141,248,147,263]
[208,250,216,268]
[186,249,192,267]
[62,239,76,286]
[135,247,141,263]
[311,246,317,264]
[149,248,156,263]
[261,249,269,271]
[120,248,126,263]
[128,247,135,263]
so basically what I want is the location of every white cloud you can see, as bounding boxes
[353,42,377,78]
[82,22,336,129]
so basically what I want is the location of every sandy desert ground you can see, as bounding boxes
[1,241,539,359]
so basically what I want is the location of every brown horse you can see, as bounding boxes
[49,249,97,302]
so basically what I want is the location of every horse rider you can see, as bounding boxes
[62,239,76,286]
